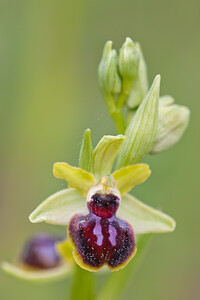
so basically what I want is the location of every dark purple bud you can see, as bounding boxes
[20,233,63,269]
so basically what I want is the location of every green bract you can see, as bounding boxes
[116,75,160,168]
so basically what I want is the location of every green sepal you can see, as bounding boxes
[116,75,160,168]
[91,134,126,179]
[118,193,176,234]
[53,163,96,196]
[112,164,151,195]
[29,188,87,225]
[1,261,72,283]
[79,129,93,171]
[127,42,149,109]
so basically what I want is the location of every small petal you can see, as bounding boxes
[53,163,96,196]
[91,135,126,179]
[79,129,93,171]
[118,193,175,234]
[116,75,160,168]
[112,164,151,195]
[29,188,87,225]
[1,261,72,283]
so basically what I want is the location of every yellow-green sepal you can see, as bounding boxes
[79,129,93,171]
[116,75,160,168]
[1,261,73,283]
[91,135,126,179]
[29,188,87,225]
[112,164,151,195]
[118,193,176,234]
[53,162,96,196]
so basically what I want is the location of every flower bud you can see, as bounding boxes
[127,43,149,109]
[150,101,190,154]
[20,233,63,269]
[98,41,121,95]
[119,37,140,95]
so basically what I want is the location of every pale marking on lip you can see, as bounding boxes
[108,224,117,246]
[93,219,103,246]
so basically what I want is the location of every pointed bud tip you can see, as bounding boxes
[125,37,134,46]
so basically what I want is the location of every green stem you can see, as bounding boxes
[105,94,126,134]
[117,88,128,109]
[70,265,95,300]
[97,234,152,300]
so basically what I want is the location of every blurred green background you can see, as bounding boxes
[0,0,199,299]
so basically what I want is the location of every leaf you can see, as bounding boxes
[53,162,96,196]
[91,134,126,179]
[116,75,160,168]
[29,188,87,225]
[112,164,151,195]
[118,193,176,234]
[79,129,93,171]
[1,261,72,283]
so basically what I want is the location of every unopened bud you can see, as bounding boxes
[98,41,121,95]
[127,43,149,109]
[119,37,139,95]
[151,101,190,154]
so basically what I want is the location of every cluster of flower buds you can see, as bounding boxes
[98,37,190,156]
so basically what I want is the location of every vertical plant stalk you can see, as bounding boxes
[70,265,95,300]
[105,94,126,134]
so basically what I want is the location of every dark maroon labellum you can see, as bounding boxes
[68,192,136,271]
[20,233,63,269]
